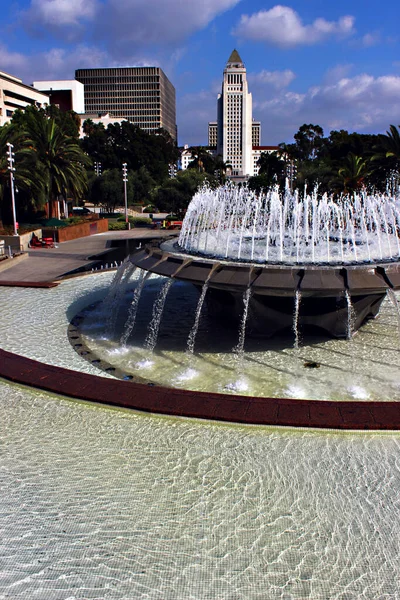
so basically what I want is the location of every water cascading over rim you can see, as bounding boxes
[130,183,400,338]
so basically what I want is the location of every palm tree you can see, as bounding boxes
[337,153,371,193]
[16,108,91,217]
[379,124,400,163]
[0,122,46,225]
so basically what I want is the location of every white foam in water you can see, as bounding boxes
[284,384,308,399]
[135,359,155,369]
[174,368,199,383]
[224,379,249,393]
[347,385,370,400]
[107,347,130,356]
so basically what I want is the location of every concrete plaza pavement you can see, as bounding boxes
[0,229,175,284]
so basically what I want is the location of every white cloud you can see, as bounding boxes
[23,0,98,28]
[256,72,400,144]
[248,69,295,90]
[93,0,241,59]
[0,46,29,74]
[360,32,381,47]
[21,0,241,53]
[233,5,355,47]
[0,44,108,82]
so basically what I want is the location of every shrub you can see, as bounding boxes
[108,222,128,231]
[116,216,152,227]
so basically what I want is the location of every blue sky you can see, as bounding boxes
[2,0,400,146]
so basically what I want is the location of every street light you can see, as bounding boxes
[168,163,177,178]
[122,162,129,229]
[6,143,18,236]
[94,161,102,177]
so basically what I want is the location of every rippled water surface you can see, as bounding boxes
[79,272,400,401]
[1,273,400,598]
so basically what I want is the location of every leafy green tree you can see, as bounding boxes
[130,167,156,205]
[89,168,133,213]
[154,170,217,216]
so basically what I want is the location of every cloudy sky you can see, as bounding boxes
[2,0,400,146]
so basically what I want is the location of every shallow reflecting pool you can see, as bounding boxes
[0,273,400,599]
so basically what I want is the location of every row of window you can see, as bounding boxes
[227,74,243,84]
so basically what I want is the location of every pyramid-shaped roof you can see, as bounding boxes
[227,49,244,65]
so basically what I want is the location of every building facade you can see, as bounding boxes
[208,51,279,179]
[75,67,177,141]
[0,71,49,127]
[33,80,85,113]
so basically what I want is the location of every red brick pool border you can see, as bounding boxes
[0,348,399,429]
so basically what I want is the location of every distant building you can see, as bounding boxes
[208,50,278,180]
[75,67,177,141]
[252,146,281,176]
[208,122,217,148]
[78,113,125,138]
[33,80,84,113]
[252,121,261,147]
[0,71,49,127]
[179,145,216,171]
[180,145,195,170]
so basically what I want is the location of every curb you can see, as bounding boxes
[0,348,399,430]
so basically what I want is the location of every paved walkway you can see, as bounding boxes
[0,229,174,283]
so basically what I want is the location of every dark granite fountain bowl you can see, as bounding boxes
[129,239,400,338]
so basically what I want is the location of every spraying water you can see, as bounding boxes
[144,278,174,351]
[179,183,400,265]
[105,261,136,337]
[345,290,355,340]
[293,290,302,349]
[186,283,209,354]
[233,286,252,357]
[120,271,151,346]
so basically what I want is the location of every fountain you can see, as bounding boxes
[129,184,400,338]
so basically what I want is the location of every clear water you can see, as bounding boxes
[1,273,400,598]
[78,273,400,402]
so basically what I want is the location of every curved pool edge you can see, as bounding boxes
[0,348,399,430]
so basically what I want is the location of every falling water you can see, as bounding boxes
[345,290,354,340]
[233,286,252,358]
[293,290,302,349]
[387,289,400,345]
[104,261,136,337]
[186,283,209,354]
[120,270,151,346]
[144,278,174,351]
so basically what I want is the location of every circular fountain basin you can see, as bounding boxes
[129,240,400,338]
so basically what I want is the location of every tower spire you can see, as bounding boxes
[227,49,244,67]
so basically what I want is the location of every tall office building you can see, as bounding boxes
[75,67,177,141]
[208,50,263,178]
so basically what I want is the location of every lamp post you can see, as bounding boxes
[94,161,102,177]
[6,143,18,236]
[122,163,129,229]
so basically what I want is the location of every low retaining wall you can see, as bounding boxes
[0,348,399,429]
[42,219,109,242]
[0,229,42,252]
